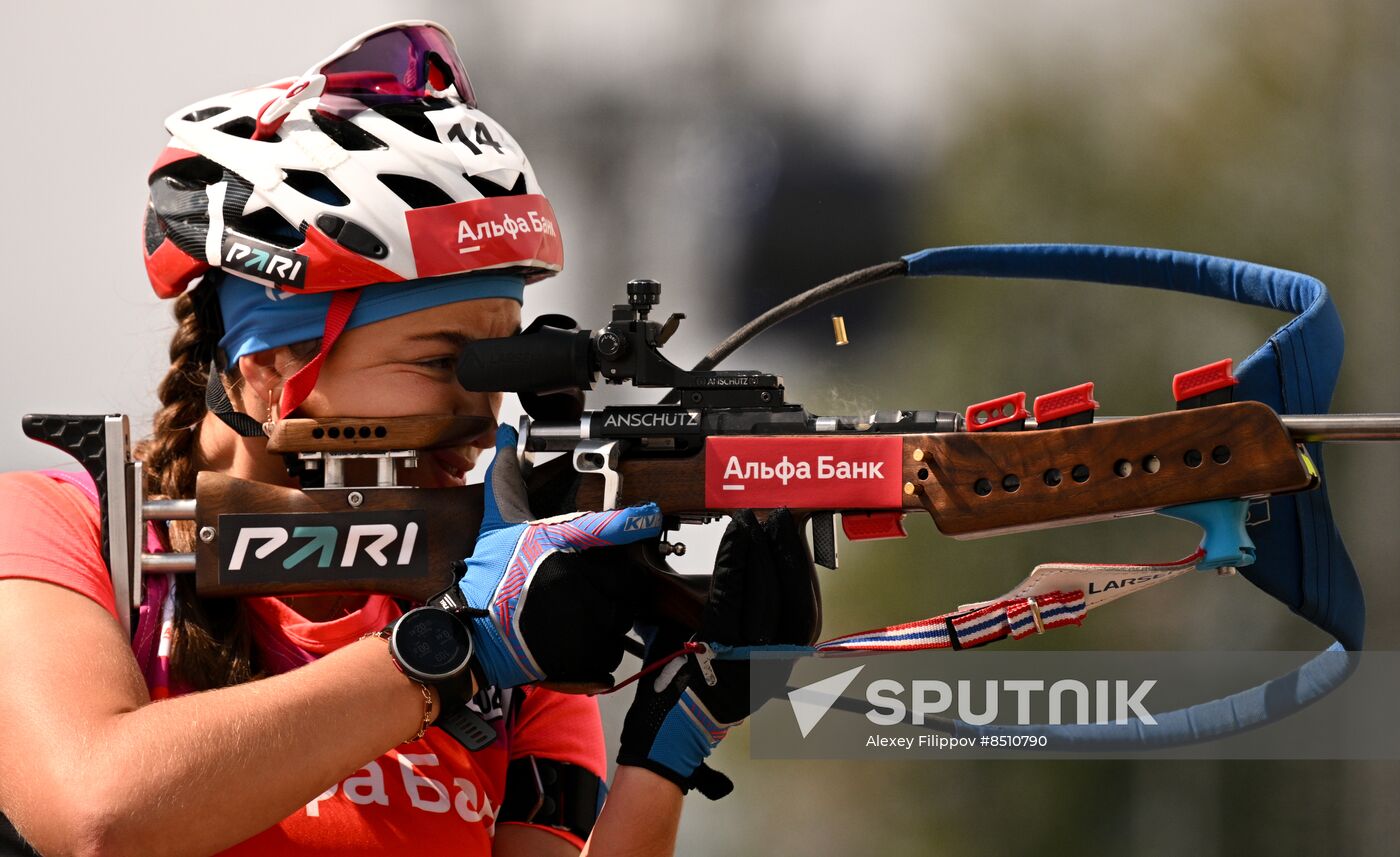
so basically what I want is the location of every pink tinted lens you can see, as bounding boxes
[320,25,476,107]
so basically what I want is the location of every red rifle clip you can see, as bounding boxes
[1033,382,1099,428]
[1173,358,1237,408]
[965,392,1028,432]
[841,512,908,541]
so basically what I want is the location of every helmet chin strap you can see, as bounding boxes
[278,290,363,419]
[204,289,363,438]
[204,363,267,438]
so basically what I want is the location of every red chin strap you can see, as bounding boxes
[278,290,363,418]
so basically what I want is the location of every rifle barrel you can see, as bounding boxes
[1028,413,1400,441]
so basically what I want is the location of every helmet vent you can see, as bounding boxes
[378,174,453,209]
[315,214,389,259]
[284,170,350,206]
[216,116,280,142]
[150,154,224,186]
[311,110,388,151]
[239,207,302,248]
[182,105,231,122]
[143,200,167,255]
[465,172,527,199]
[372,103,438,142]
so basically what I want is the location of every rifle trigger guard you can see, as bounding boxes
[573,439,622,509]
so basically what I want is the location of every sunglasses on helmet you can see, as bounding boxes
[256,20,477,138]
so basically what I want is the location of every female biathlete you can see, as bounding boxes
[0,21,814,856]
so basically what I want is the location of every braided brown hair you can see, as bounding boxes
[134,281,259,689]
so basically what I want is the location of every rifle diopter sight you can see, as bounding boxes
[457,279,785,409]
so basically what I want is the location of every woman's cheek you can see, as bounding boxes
[389,378,498,419]
[297,365,502,420]
[310,374,446,417]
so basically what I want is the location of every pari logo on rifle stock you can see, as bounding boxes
[218,510,428,585]
[705,436,903,508]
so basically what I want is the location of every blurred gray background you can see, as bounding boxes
[3,1,1400,854]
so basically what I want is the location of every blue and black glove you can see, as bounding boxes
[617,508,818,799]
[459,426,663,691]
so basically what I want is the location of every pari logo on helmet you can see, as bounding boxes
[142,19,564,301]
[222,234,309,288]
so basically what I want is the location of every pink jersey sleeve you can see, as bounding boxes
[509,685,607,773]
[500,686,608,849]
[0,471,119,623]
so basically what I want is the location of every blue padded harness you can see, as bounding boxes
[901,244,1362,652]
[891,244,1359,747]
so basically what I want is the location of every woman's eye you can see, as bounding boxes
[417,357,458,371]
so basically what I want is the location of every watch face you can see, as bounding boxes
[393,608,472,680]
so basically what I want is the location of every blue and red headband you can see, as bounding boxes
[217,271,525,364]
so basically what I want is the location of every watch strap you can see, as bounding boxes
[437,702,498,751]
[431,660,478,711]
[431,576,487,617]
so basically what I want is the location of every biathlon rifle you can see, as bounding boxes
[21,245,1399,687]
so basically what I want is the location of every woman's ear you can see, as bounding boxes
[236,349,285,417]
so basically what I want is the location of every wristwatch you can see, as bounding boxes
[380,605,497,750]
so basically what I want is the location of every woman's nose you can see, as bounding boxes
[455,388,503,450]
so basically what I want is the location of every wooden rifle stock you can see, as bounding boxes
[909,401,1315,537]
[572,402,1314,533]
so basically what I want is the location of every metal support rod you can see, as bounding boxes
[143,499,197,520]
[131,459,145,611]
[1277,414,1400,442]
[324,456,345,488]
[141,552,195,572]
[105,417,134,636]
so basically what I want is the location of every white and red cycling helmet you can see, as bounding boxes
[142,21,563,416]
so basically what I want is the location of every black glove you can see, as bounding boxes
[617,509,819,798]
[458,426,660,691]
